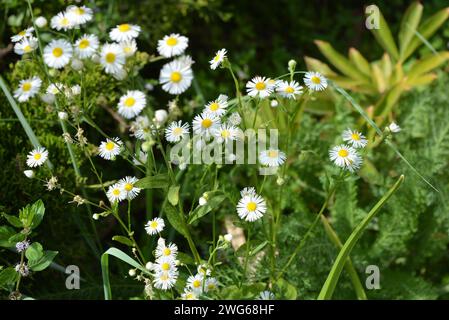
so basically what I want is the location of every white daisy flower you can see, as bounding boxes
[388,122,401,133]
[304,71,328,91]
[276,80,303,99]
[256,290,275,300]
[181,290,198,300]
[153,270,178,290]
[14,37,38,55]
[157,33,188,58]
[155,241,178,259]
[66,5,93,25]
[153,256,177,274]
[130,115,155,140]
[50,12,75,31]
[98,137,122,160]
[74,34,99,59]
[145,217,165,235]
[46,83,64,95]
[342,129,368,149]
[210,48,227,70]
[228,112,242,126]
[14,76,42,102]
[106,183,126,203]
[204,94,228,117]
[100,43,125,75]
[117,90,146,119]
[119,39,137,57]
[240,187,257,198]
[165,121,190,143]
[329,144,362,172]
[119,176,141,200]
[159,58,193,95]
[11,27,34,42]
[237,193,267,222]
[197,265,211,277]
[212,123,239,143]
[259,148,286,167]
[109,23,141,42]
[186,274,205,294]
[43,39,73,69]
[192,112,221,138]
[246,76,274,98]
[26,147,48,167]
[205,278,219,292]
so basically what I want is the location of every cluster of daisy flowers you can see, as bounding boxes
[106,176,141,203]
[329,128,367,172]
[181,265,218,300]
[146,237,180,291]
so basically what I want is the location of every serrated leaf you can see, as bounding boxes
[134,174,169,189]
[112,235,134,247]
[25,242,43,261]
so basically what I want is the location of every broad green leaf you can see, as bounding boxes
[134,174,169,189]
[276,278,297,300]
[314,40,369,81]
[112,235,134,247]
[366,7,399,60]
[30,199,45,229]
[318,175,404,300]
[348,48,372,76]
[8,232,26,243]
[188,194,226,224]
[399,2,423,60]
[177,252,195,265]
[168,185,180,206]
[165,204,188,237]
[0,226,16,248]
[28,250,58,272]
[1,213,22,228]
[0,267,19,287]
[25,242,44,261]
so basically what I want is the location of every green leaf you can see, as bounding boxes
[366,7,399,60]
[0,267,19,287]
[177,252,195,265]
[28,250,58,272]
[407,52,449,80]
[168,185,180,206]
[348,48,372,76]
[0,226,16,248]
[101,247,150,300]
[112,235,134,247]
[275,278,297,300]
[165,204,188,237]
[8,232,26,243]
[318,175,404,300]
[1,213,23,228]
[399,2,423,60]
[250,240,269,256]
[188,194,226,224]
[30,199,45,229]
[134,174,169,189]
[25,242,44,261]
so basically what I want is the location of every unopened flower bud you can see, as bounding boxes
[24,170,35,178]
[288,59,297,72]
[35,16,47,28]
[270,99,278,108]
[128,269,136,277]
[224,233,233,242]
[154,109,168,125]
[71,58,84,71]
[58,111,68,120]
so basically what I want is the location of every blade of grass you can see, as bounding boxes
[318,175,404,300]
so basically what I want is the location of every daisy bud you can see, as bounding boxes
[92,214,100,220]
[58,111,68,120]
[141,141,152,152]
[145,262,154,270]
[145,83,154,91]
[91,54,101,63]
[71,58,84,71]
[179,162,187,170]
[199,197,207,206]
[35,16,47,28]
[288,59,297,72]
[270,99,278,108]
[128,269,136,277]
[41,93,55,105]
[388,122,401,133]
[154,109,168,125]
[113,68,127,81]
[224,233,233,242]
[71,85,81,96]
[48,69,57,77]
[175,260,180,266]
[23,170,35,178]
[276,177,285,186]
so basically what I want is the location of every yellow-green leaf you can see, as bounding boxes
[366,7,399,60]
[399,2,423,60]
[348,48,372,76]
[407,51,449,80]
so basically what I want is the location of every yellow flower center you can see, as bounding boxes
[19,30,26,36]
[173,127,183,135]
[161,263,170,271]
[209,103,219,111]
[192,280,201,288]
[105,141,115,151]
[33,153,41,160]
[221,130,230,138]
[311,76,321,84]
[285,86,294,93]
[201,119,212,128]
[150,221,158,229]
[52,47,63,57]
[124,46,132,53]
[76,8,85,15]
[214,55,220,62]
[268,150,278,158]
[112,189,120,196]
[124,97,136,107]
[24,45,32,53]
[79,39,90,49]
[338,149,349,157]
[163,248,171,256]
[246,201,257,211]
[351,133,360,141]
[208,283,215,290]
[255,82,266,90]
[118,24,130,32]
[166,37,178,46]
[22,82,32,92]
[170,71,182,83]
[105,52,116,63]
[124,183,133,191]
[185,293,194,299]
[160,273,169,281]
[61,18,69,26]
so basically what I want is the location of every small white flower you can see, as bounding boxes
[342,129,368,149]
[246,76,275,98]
[66,5,93,26]
[153,256,177,274]
[110,23,141,42]
[240,187,257,197]
[43,39,73,69]
[71,85,81,96]
[224,233,233,242]
[117,90,147,119]
[210,48,227,70]
[74,34,99,59]
[14,37,38,55]
[165,120,190,143]
[205,277,219,292]
[35,16,47,28]
[106,183,126,203]
[212,123,239,143]
[237,193,267,222]
[46,83,64,95]
[100,43,125,75]
[276,80,303,99]
[98,137,122,160]
[388,122,401,133]
[181,290,198,300]
[186,274,205,294]
[199,196,207,206]
[11,27,34,42]
[119,39,137,57]
[58,112,68,120]
[259,149,286,167]
[145,217,165,235]
[154,109,168,125]
[23,170,35,178]
[14,76,42,102]
[157,33,188,58]
[204,94,228,117]
[192,112,221,138]
[228,112,242,126]
[71,58,84,71]
[304,71,327,91]
[159,58,193,95]
[256,290,275,300]
[50,12,75,31]
[153,270,178,290]
[270,99,278,108]
[26,147,48,167]
[155,240,178,259]
[329,144,362,172]
[119,176,141,200]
